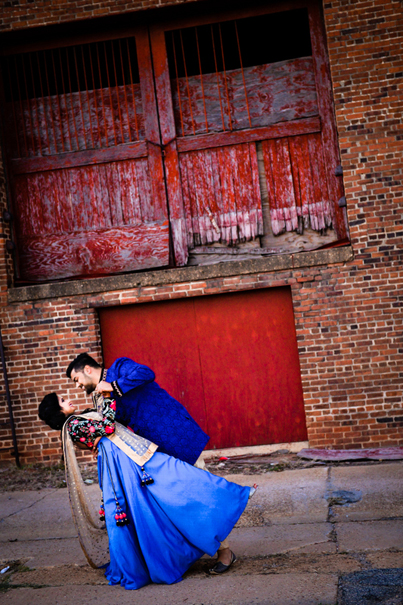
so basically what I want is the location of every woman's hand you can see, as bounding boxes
[92,436,102,460]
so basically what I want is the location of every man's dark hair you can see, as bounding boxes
[38,392,66,431]
[66,353,101,379]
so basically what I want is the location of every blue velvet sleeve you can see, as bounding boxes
[107,358,155,398]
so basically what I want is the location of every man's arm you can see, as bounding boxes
[99,358,155,398]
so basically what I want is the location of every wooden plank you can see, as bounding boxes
[278,139,298,232]
[288,135,304,233]
[262,139,285,235]
[11,140,148,175]
[250,143,264,238]
[235,144,251,241]
[136,28,169,222]
[178,152,194,248]
[177,116,321,153]
[135,157,153,222]
[308,132,331,231]
[18,222,170,281]
[150,26,188,266]
[308,0,347,239]
[172,58,317,136]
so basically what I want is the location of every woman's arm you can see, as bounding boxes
[67,396,116,452]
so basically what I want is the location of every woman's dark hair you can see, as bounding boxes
[38,392,66,431]
[66,352,101,378]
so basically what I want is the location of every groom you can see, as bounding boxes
[66,352,235,574]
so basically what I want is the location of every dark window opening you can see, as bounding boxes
[166,9,312,80]
[1,38,139,103]
[1,37,143,157]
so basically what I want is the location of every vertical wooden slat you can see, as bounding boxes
[80,46,95,149]
[65,48,80,150]
[171,32,185,137]
[137,27,171,222]
[222,146,238,242]
[142,158,157,222]
[218,23,232,131]
[43,51,58,154]
[27,173,45,235]
[195,27,209,134]
[309,132,331,230]
[118,40,132,143]
[72,48,87,149]
[178,154,192,247]
[237,144,253,240]
[98,164,113,228]
[50,50,66,153]
[6,59,22,158]
[205,149,221,241]
[88,45,102,148]
[110,42,125,144]
[58,48,73,152]
[179,30,196,136]
[126,39,140,141]
[36,52,52,154]
[96,43,109,148]
[288,136,304,234]
[211,148,228,242]
[13,175,30,239]
[250,142,263,237]
[125,161,140,223]
[262,139,283,235]
[21,55,36,155]
[103,42,118,147]
[28,54,42,156]
[210,25,226,132]
[234,21,252,129]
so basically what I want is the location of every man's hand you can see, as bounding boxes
[95,381,113,394]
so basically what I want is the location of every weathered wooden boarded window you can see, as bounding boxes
[1,0,347,283]
[1,32,169,282]
[150,2,347,266]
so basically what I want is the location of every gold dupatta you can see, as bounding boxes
[62,405,158,568]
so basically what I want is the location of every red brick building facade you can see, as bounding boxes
[0,0,401,464]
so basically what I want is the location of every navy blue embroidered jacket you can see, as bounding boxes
[106,358,210,465]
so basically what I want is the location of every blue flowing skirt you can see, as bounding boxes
[97,438,250,590]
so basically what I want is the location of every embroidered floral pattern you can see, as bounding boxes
[67,396,116,448]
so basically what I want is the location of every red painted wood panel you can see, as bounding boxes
[171,58,317,136]
[99,287,307,450]
[5,30,172,282]
[176,117,321,153]
[13,156,170,281]
[179,143,263,247]
[5,84,145,159]
[18,222,170,281]
[262,132,333,235]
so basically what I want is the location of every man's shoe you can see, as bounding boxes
[208,551,237,575]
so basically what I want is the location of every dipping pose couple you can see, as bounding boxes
[38,353,256,590]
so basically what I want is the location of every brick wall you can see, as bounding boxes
[0,0,402,464]
[0,0,195,31]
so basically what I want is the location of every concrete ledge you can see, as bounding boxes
[8,245,353,304]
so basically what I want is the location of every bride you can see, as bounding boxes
[38,391,255,590]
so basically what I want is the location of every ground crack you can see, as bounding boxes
[0,489,60,522]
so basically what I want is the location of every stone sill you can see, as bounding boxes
[8,245,354,304]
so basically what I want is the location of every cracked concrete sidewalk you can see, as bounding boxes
[0,461,402,604]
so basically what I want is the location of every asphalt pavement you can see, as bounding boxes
[0,461,402,604]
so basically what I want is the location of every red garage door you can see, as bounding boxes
[99,287,307,450]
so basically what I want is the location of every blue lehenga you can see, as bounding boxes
[97,438,250,590]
